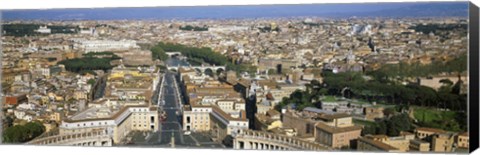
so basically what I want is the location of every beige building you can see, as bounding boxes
[456,132,469,149]
[363,133,415,152]
[409,139,431,152]
[182,104,249,142]
[50,112,64,122]
[357,137,401,152]
[309,111,363,149]
[105,66,160,102]
[118,50,154,66]
[59,100,159,144]
[314,122,362,149]
[254,109,282,131]
[432,133,455,152]
[364,106,384,121]
[183,105,212,132]
[74,89,88,100]
[282,111,317,137]
[414,127,446,139]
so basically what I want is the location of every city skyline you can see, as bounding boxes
[0,1,474,153]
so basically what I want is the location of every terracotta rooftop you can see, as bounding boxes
[415,127,446,133]
[459,132,468,137]
[358,137,399,151]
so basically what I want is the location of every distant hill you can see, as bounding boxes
[2,2,468,21]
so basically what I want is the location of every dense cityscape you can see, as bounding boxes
[0,2,471,153]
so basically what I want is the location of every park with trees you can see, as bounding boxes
[179,25,209,31]
[2,121,46,143]
[58,52,121,74]
[2,23,79,37]
[275,53,467,132]
[149,42,257,74]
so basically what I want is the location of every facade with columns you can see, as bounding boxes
[26,130,113,146]
[233,130,330,151]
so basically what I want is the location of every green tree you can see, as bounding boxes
[362,125,377,136]
[386,114,411,136]
[376,121,387,135]
[3,121,45,143]
[87,79,96,85]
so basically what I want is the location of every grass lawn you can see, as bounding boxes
[412,106,466,132]
[353,119,377,127]
[322,95,337,102]
[413,106,457,123]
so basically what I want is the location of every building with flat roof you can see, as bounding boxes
[59,99,159,144]
[73,39,140,53]
[105,66,160,103]
[357,137,401,152]
[431,133,455,152]
[456,132,469,149]
[314,121,362,149]
[414,127,446,140]
[254,109,282,131]
[182,104,249,142]
[409,139,431,152]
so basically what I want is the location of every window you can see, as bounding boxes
[306,124,311,134]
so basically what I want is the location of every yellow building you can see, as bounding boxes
[314,122,362,149]
[409,139,431,152]
[50,112,64,122]
[432,133,455,152]
[357,137,401,152]
[183,105,212,132]
[254,109,282,131]
[363,133,414,152]
[414,127,445,139]
[456,132,469,149]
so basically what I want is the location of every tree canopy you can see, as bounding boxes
[150,42,256,74]
[3,121,45,143]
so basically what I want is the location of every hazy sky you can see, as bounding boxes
[1,2,469,20]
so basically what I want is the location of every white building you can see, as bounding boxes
[74,39,140,53]
[209,26,249,33]
[59,99,159,144]
[35,26,51,34]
